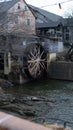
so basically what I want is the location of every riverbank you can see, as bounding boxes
[0,90,55,120]
[0,92,71,130]
[0,79,73,129]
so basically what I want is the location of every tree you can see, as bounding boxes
[63,7,73,18]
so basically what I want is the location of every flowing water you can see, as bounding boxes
[1,79,73,129]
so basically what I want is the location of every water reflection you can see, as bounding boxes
[8,79,66,95]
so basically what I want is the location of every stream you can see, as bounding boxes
[0,79,73,129]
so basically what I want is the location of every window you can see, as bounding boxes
[24,5,27,11]
[18,3,20,9]
[66,34,69,41]
[15,17,18,24]
[64,27,69,41]
[27,19,30,25]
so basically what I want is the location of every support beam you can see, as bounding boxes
[4,52,11,75]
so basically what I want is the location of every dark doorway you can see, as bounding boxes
[0,53,4,71]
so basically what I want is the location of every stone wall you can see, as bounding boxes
[3,0,36,34]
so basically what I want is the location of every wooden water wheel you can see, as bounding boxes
[24,43,47,79]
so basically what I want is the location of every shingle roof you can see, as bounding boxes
[29,5,73,27]
[36,21,58,28]
[28,5,63,22]
[28,5,65,28]
[0,0,19,13]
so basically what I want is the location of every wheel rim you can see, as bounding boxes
[27,44,47,78]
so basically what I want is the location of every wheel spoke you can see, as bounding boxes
[27,44,47,78]
[40,62,47,72]
[40,51,44,58]
[30,52,35,59]
[28,63,37,73]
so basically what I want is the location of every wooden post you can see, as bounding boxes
[8,52,11,73]
[19,74,23,84]
[47,53,56,72]
[4,52,11,75]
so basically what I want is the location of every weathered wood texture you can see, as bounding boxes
[49,61,73,81]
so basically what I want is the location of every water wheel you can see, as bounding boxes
[24,43,47,79]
